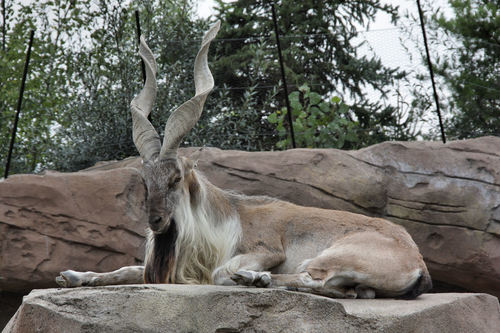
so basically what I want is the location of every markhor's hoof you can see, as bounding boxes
[55,270,82,288]
[231,270,271,288]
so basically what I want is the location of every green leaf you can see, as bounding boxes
[336,134,345,149]
[277,140,288,149]
[294,118,304,132]
[290,100,303,112]
[299,84,310,94]
[289,91,300,104]
[289,91,302,111]
[331,96,341,104]
[268,112,278,124]
[309,106,322,119]
[339,118,349,126]
[339,103,349,114]
[345,131,359,142]
[309,92,322,105]
[319,102,330,113]
[327,122,340,133]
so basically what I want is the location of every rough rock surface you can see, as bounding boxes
[177,137,500,297]
[4,285,500,333]
[0,167,147,293]
[1,137,499,299]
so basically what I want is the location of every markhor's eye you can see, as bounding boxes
[172,176,182,185]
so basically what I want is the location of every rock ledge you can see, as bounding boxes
[4,285,500,333]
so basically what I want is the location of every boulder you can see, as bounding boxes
[1,137,499,299]
[181,137,500,297]
[0,167,147,293]
[4,285,500,333]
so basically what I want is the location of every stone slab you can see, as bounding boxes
[4,285,500,333]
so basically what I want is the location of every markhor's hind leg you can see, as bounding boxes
[55,266,144,287]
[231,270,362,298]
[232,231,426,299]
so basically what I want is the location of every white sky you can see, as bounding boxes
[195,0,452,71]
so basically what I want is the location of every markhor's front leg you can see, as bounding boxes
[55,266,145,287]
[212,251,285,286]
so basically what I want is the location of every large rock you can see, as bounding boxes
[179,137,500,297]
[4,285,500,333]
[1,137,499,298]
[0,167,147,293]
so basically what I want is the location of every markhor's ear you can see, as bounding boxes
[186,167,200,206]
[180,156,195,173]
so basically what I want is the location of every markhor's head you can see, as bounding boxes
[142,157,196,233]
[130,21,220,234]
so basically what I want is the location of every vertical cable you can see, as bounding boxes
[5,30,35,178]
[416,0,446,143]
[271,3,296,148]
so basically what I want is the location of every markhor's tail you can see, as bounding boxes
[398,271,433,300]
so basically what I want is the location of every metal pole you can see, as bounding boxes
[416,0,446,144]
[2,0,6,51]
[135,10,146,84]
[271,3,296,149]
[4,29,34,179]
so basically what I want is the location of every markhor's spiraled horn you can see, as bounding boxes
[159,21,220,160]
[130,35,161,162]
[130,21,220,162]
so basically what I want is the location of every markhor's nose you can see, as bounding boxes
[149,216,162,230]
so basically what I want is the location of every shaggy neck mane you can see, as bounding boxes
[144,170,241,284]
[144,220,178,284]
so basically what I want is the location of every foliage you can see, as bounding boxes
[268,85,360,149]
[0,0,78,175]
[52,0,208,171]
[0,0,209,173]
[186,39,280,151]
[212,0,411,149]
[0,0,429,175]
[402,0,499,140]
[0,0,280,172]
[432,0,499,138]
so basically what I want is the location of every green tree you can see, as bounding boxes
[1,0,428,175]
[1,0,209,173]
[433,0,499,138]
[53,0,208,171]
[189,39,280,151]
[212,0,410,149]
[0,0,79,175]
[268,85,360,149]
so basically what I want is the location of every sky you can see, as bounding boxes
[194,0,452,72]
[12,0,453,84]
